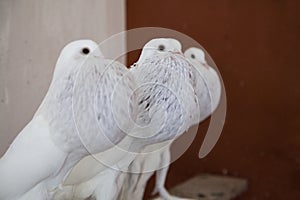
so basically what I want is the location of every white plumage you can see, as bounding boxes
[118,47,222,200]
[0,40,134,200]
[54,38,202,200]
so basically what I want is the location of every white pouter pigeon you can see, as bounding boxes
[118,47,222,200]
[0,40,135,200]
[53,38,201,200]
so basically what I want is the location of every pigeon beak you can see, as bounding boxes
[172,51,184,56]
[202,62,210,69]
[91,47,104,58]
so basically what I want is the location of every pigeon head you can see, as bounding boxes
[184,47,209,69]
[53,40,104,78]
[137,38,183,63]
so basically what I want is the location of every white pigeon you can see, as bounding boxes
[53,38,201,200]
[0,40,134,200]
[184,47,221,119]
[118,47,222,200]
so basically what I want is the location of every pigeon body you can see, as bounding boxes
[0,40,133,200]
[185,47,221,121]
[54,38,200,200]
[119,47,222,200]
[129,39,200,143]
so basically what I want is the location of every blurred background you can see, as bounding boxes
[126,1,300,199]
[1,0,300,199]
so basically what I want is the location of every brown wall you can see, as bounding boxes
[126,0,300,199]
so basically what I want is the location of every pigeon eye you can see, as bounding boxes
[81,48,90,55]
[158,45,165,51]
[191,54,196,59]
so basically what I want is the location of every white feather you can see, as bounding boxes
[0,40,133,200]
[54,38,201,200]
[118,47,222,200]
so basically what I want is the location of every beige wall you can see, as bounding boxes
[0,0,126,156]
